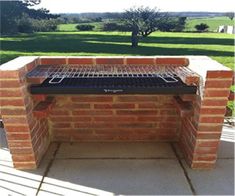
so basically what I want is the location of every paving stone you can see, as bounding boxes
[218,140,234,159]
[56,142,176,159]
[183,159,234,195]
[39,159,192,195]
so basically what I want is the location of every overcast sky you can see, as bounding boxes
[32,0,235,13]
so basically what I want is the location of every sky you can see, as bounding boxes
[32,0,235,13]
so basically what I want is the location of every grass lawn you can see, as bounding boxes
[1,31,234,69]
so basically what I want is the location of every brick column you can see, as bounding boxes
[0,57,50,169]
[179,57,233,169]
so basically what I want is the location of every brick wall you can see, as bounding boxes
[0,57,50,169]
[49,95,180,142]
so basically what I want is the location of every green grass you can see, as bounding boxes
[185,17,235,31]
[1,31,234,70]
[58,22,103,32]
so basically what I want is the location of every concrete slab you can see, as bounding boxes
[56,142,176,159]
[218,140,235,159]
[183,159,234,195]
[0,143,56,196]
[0,128,7,149]
[39,159,192,195]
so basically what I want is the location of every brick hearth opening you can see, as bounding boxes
[0,56,233,169]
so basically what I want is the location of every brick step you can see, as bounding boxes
[173,96,193,118]
[33,97,55,118]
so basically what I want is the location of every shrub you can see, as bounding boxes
[76,24,94,31]
[102,22,131,31]
[31,19,58,32]
[194,23,209,32]
[17,14,33,33]
[158,17,186,32]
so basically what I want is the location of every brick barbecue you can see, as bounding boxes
[0,56,233,169]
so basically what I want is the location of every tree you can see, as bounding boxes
[158,17,187,32]
[225,12,234,20]
[123,6,168,47]
[0,0,58,34]
[194,23,209,32]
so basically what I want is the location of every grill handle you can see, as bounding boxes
[159,76,178,83]
[49,77,65,84]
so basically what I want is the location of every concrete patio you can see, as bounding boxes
[0,125,234,196]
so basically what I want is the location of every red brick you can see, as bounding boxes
[72,110,112,115]
[198,124,223,132]
[193,154,217,161]
[25,61,36,72]
[202,99,228,107]
[0,80,23,88]
[195,147,218,154]
[71,96,113,102]
[10,147,34,154]
[116,96,158,102]
[93,116,136,122]
[206,71,233,78]
[1,108,26,115]
[74,122,114,128]
[204,89,230,97]
[40,58,66,65]
[50,110,70,115]
[199,108,226,115]
[3,116,28,124]
[8,141,32,148]
[32,95,47,101]
[160,109,177,115]
[96,58,124,64]
[155,58,189,66]
[13,162,37,169]
[116,110,158,115]
[7,133,31,140]
[205,80,232,88]
[196,132,222,139]
[180,95,197,102]
[0,98,25,106]
[4,124,29,132]
[52,123,71,128]
[12,154,35,162]
[126,58,154,64]
[68,58,94,64]
[0,89,23,97]
[185,76,200,85]
[191,162,215,169]
[138,103,157,108]
[196,140,220,147]
[94,103,135,109]
[0,70,19,78]
[117,122,155,128]
[199,116,224,124]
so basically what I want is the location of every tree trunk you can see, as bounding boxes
[131,31,138,47]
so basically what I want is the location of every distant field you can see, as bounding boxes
[185,17,235,31]
[58,22,103,32]
[57,16,235,32]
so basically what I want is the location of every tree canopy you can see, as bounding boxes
[0,0,59,34]
[123,6,169,47]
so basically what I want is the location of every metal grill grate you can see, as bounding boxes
[27,64,198,94]
[27,64,196,83]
